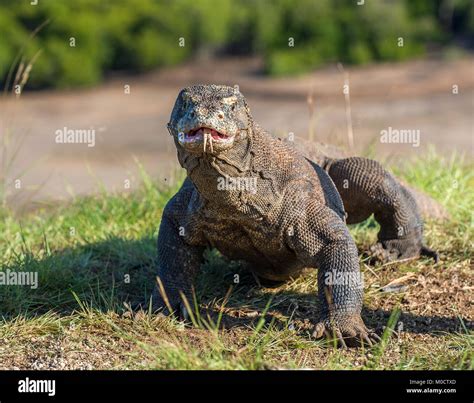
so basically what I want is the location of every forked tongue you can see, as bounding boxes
[203,128,213,153]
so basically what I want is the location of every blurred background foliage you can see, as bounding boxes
[0,0,472,89]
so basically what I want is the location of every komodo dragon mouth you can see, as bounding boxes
[179,126,233,153]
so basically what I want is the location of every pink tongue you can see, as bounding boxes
[190,128,223,139]
[211,130,221,139]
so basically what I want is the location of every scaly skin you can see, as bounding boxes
[154,84,440,347]
[288,137,444,263]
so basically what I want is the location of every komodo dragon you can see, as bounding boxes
[153,84,446,347]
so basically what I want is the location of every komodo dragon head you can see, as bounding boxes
[167,84,253,156]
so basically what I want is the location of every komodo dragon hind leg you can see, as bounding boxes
[326,157,439,264]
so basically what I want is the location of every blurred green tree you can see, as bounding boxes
[0,0,469,89]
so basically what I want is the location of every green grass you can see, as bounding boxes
[0,153,472,370]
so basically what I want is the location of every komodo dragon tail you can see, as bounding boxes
[401,182,450,221]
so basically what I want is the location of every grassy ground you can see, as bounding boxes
[0,152,472,370]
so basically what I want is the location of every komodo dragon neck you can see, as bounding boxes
[181,125,285,214]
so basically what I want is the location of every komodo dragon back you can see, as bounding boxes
[285,136,449,221]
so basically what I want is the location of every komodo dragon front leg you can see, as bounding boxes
[285,195,380,347]
[152,198,205,317]
[325,157,438,263]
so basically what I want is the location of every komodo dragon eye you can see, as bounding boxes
[181,93,193,111]
[222,96,238,112]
